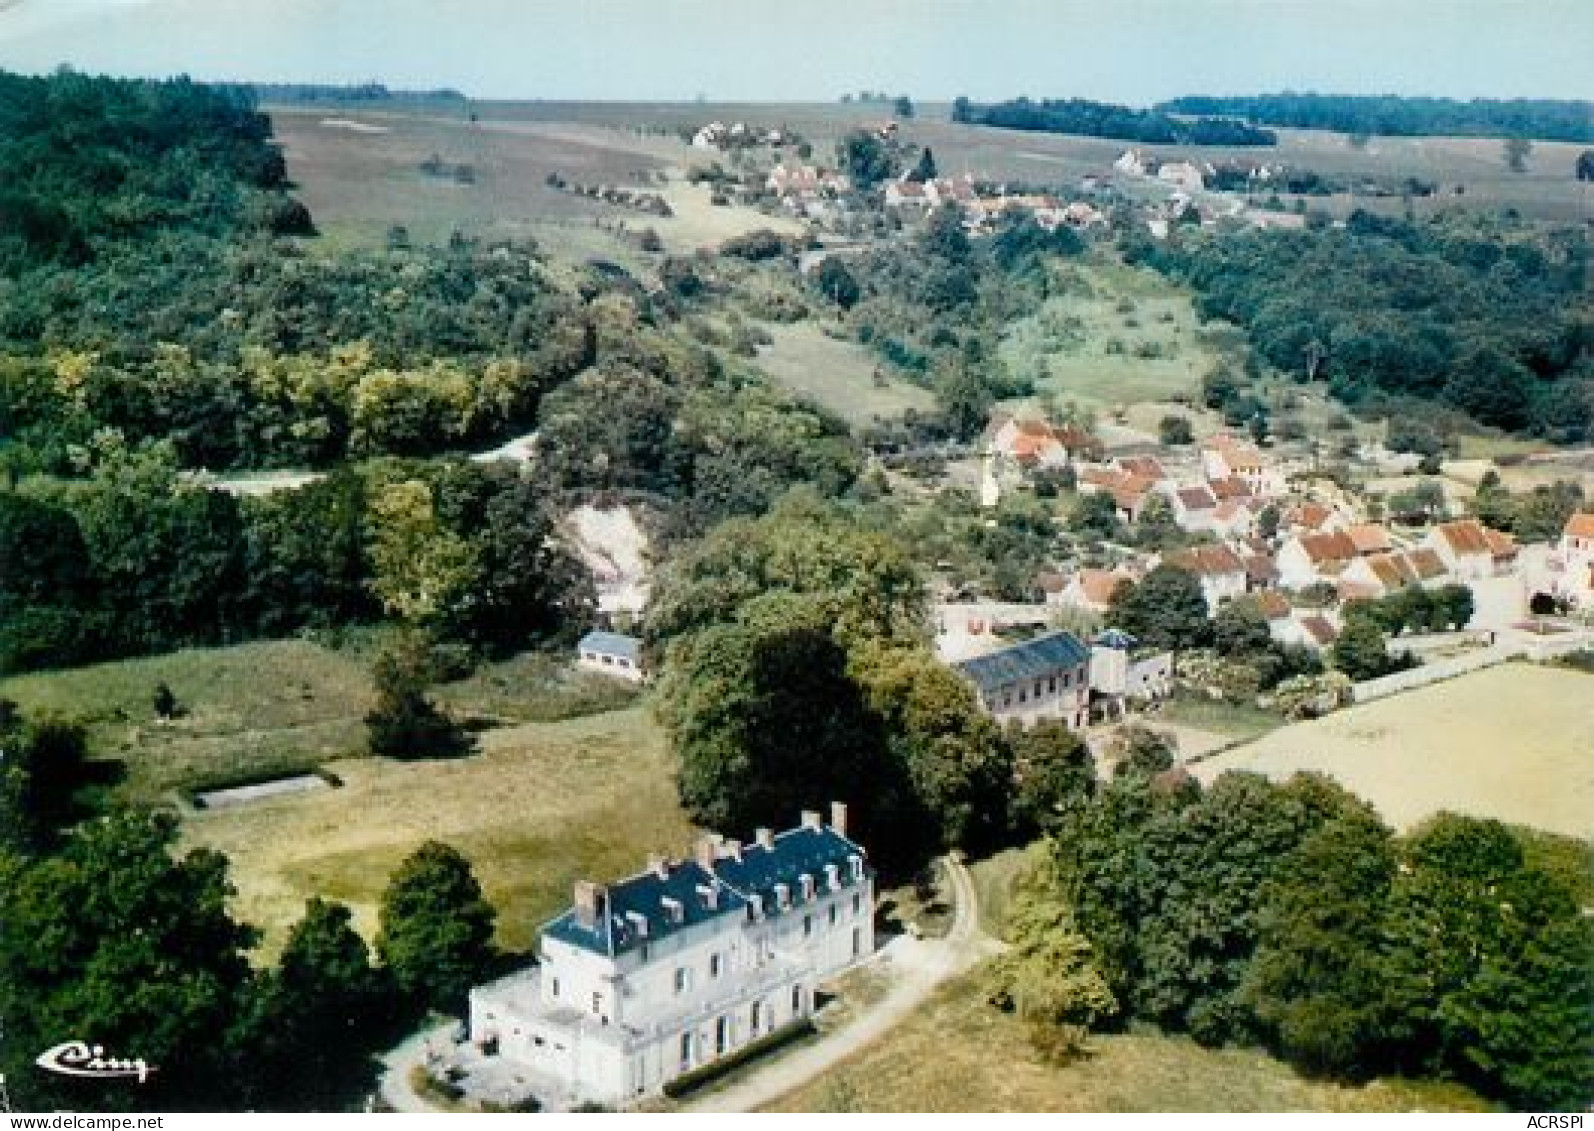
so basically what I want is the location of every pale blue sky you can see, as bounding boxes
[0,0,1589,103]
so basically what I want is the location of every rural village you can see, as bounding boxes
[0,32,1589,1119]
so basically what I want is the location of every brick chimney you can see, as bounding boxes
[829,801,849,838]
[724,838,743,862]
[648,853,670,880]
[800,809,822,831]
[695,835,720,871]
[755,827,774,850]
[574,880,606,929]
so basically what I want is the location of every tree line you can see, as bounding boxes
[1127,212,1592,441]
[952,96,1277,147]
[991,755,1593,1110]
[1158,93,1594,144]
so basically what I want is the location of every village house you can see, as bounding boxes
[1168,484,1219,533]
[1277,612,1340,653]
[1253,590,1296,642]
[955,631,1093,730]
[1050,567,1131,613]
[987,414,1100,469]
[467,805,873,1108]
[1550,512,1594,608]
[1157,160,1206,193]
[1276,530,1360,590]
[1165,544,1248,609]
[577,630,646,682]
[1078,466,1158,522]
[924,173,979,208]
[1088,628,1174,716]
[1423,519,1519,581]
[883,177,929,209]
[1200,434,1287,498]
[1338,548,1448,600]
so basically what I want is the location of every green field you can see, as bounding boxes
[1000,259,1222,414]
[182,706,692,958]
[755,321,936,428]
[0,638,639,806]
[270,106,802,261]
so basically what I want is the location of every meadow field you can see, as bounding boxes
[762,967,1489,1113]
[1191,662,1594,840]
[754,321,935,427]
[0,638,638,806]
[1000,259,1221,416]
[270,106,800,259]
[181,705,692,958]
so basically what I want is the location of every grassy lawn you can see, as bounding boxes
[1158,694,1286,744]
[1192,664,1594,840]
[182,705,694,959]
[0,640,375,805]
[754,321,935,428]
[1000,259,1222,414]
[762,968,1490,1113]
[966,844,1042,937]
[0,638,641,807]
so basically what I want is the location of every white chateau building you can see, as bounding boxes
[467,804,874,1107]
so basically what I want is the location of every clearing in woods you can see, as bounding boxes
[0,638,638,806]
[1191,663,1594,841]
[1000,259,1221,415]
[754,322,936,428]
[181,705,692,958]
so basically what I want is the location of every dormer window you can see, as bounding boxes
[800,874,816,901]
[775,883,791,910]
[625,910,649,938]
[850,855,864,881]
[696,883,718,911]
[824,863,840,891]
[661,896,684,924]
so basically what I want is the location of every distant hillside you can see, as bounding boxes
[1158,93,1594,143]
[952,96,1277,147]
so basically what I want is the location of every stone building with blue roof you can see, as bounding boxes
[954,629,1093,729]
[467,803,873,1106]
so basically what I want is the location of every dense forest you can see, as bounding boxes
[1125,212,1593,441]
[0,70,861,674]
[991,754,1593,1110]
[952,96,1277,146]
[1159,93,1594,143]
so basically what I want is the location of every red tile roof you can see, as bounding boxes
[1566,513,1594,540]
[1168,544,1247,577]
[1297,531,1358,564]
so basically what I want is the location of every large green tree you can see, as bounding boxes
[1106,564,1211,651]
[0,812,258,1111]
[376,840,497,1014]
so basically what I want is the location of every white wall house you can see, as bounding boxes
[469,806,873,1108]
[1552,513,1594,608]
[1423,519,1518,582]
[1088,629,1174,708]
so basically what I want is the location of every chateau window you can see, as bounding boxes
[674,966,688,994]
[591,992,602,1016]
[551,977,560,998]
[852,892,862,916]
[829,904,838,926]
[803,913,813,938]
[709,952,722,979]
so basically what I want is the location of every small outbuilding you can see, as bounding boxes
[576,630,645,682]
